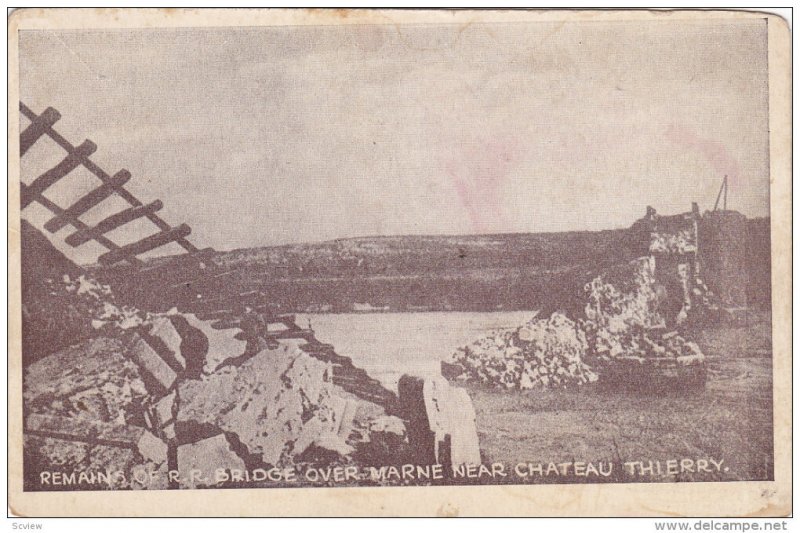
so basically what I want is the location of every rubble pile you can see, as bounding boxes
[449,313,598,389]
[447,208,713,390]
[23,272,401,490]
[177,340,353,466]
[23,336,162,489]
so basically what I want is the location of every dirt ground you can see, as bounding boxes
[466,312,774,484]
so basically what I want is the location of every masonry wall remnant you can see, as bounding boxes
[697,210,749,308]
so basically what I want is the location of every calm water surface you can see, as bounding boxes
[296,311,535,391]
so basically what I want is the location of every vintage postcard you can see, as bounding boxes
[7,8,791,517]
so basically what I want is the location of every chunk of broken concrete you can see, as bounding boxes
[177,340,339,466]
[399,376,481,469]
[446,387,482,468]
[145,316,186,371]
[127,332,178,393]
[183,313,247,374]
[136,430,168,465]
[177,434,245,489]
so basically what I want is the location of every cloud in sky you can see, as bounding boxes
[20,19,769,250]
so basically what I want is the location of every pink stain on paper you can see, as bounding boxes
[665,124,743,188]
[442,136,520,234]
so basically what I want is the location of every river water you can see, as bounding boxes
[296,311,535,391]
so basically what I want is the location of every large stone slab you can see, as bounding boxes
[183,313,248,374]
[399,375,480,471]
[127,333,178,393]
[177,341,341,466]
[177,434,246,489]
[145,316,186,372]
[445,387,481,468]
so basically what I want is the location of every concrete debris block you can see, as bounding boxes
[183,313,247,374]
[136,430,168,465]
[23,337,149,424]
[162,423,176,441]
[177,342,339,466]
[292,395,354,456]
[400,376,480,470]
[127,333,178,393]
[422,379,480,468]
[177,434,246,489]
[329,395,347,435]
[447,387,482,468]
[369,415,406,437]
[292,416,329,457]
[582,257,706,365]
[149,316,184,351]
[146,316,186,371]
[283,348,330,405]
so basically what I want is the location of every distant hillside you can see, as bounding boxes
[201,228,642,314]
[213,229,641,279]
[94,217,772,315]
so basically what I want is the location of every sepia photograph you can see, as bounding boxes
[7,8,792,517]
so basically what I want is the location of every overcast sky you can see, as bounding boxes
[20,19,769,251]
